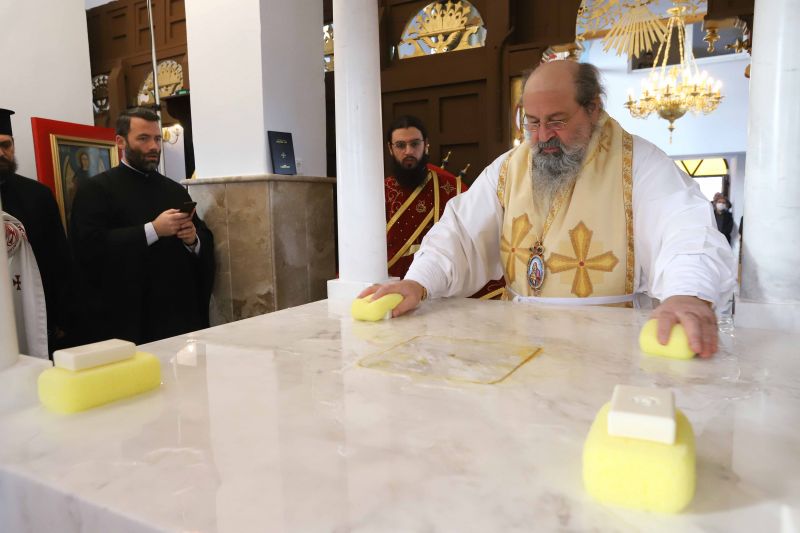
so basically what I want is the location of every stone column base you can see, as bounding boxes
[185,174,336,325]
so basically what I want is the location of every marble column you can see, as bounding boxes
[0,197,20,370]
[737,0,800,331]
[326,0,389,301]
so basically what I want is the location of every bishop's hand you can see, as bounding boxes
[650,295,718,358]
[358,279,426,318]
[153,209,191,238]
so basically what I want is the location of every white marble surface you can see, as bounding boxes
[1,298,799,532]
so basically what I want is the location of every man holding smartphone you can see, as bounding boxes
[70,107,215,345]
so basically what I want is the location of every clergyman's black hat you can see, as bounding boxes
[0,109,14,136]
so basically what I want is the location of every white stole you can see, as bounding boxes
[4,212,48,358]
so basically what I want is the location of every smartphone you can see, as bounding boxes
[179,201,197,214]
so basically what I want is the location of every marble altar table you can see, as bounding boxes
[1,298,798,532]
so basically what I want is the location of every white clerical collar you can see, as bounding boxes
[121,159,148,176]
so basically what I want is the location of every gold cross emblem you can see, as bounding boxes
[500,214,532,281]
[546,221,618,298]
[441,181,456,195]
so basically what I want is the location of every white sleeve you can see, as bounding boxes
[144,222,159,245]
[632,137,736,309]
[405,151,508,298]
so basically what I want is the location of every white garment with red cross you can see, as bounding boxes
[4,212,48,358]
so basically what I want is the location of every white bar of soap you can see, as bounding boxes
[607,385,676,444]
[53,339,136,371]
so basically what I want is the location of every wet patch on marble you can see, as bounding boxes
[359,335,542,384]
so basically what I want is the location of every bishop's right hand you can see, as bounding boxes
[153,209,191,237]
[358,279,426,318]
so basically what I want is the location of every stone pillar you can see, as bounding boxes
[737,0,800,331]
[0,197,20,370]
[185,0,334,322]
[326,0,389,301]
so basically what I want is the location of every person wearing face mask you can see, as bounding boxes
[712,193,734,244]
[363,61,736,358]
[70,107,215,344]
[383,115,503,297]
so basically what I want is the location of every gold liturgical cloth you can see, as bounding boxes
[497,112,634,301]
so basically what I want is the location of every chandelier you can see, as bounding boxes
[624,0,723,142]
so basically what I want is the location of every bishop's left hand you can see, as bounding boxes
[650,295,718,358]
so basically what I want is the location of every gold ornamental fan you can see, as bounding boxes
[602,2,667,58]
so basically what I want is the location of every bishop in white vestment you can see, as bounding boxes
[362,61,736,358]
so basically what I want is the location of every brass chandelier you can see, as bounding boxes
[624,0,723,142]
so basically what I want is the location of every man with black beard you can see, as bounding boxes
[363,61,736,358]
[70,107,215,344]
[0,108,73,356]
[383,115,467,279]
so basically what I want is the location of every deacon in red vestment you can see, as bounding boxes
[384,115,503,298]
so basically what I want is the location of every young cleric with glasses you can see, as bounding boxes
[383,115,503,298]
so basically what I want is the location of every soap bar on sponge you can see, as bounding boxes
[351,294,404,321]
[639,319,694,359]
[38,352,161,414]
[583,402,696,513]
[608,385,676,444]
[53,338,136,371]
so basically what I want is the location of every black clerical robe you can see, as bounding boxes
[70,164,215,344]
[0,173,72,354]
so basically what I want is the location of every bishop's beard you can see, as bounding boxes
[530,124,594,213]
[0,154,18,183]
[391,152,430,190]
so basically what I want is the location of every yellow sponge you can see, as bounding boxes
[38,352,161,414]
[583,403,696,513]
[351,294,404,321]
[639,319,694,359]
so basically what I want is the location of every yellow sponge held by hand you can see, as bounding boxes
[639,319,695,359]
[583,402,696,513]
[351,294,404,321]
[38,352,161,414]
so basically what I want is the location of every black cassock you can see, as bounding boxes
[70,164,215,344]
[0,173,72,353]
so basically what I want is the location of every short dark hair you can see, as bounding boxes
[116,107,160,138]
[386,115,428,144]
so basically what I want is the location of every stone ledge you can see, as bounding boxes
[182,174,336,186]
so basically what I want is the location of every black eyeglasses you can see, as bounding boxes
[390,139,424,150]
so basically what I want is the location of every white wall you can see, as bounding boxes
[84,0,114,9]
[260,0,326,176]
[1,0,94,180]
[186,0,326,179]
[163,130,187,182]
[186,0,268,178]
[580,34,751,157]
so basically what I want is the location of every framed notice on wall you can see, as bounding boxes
[267,131,296,175]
